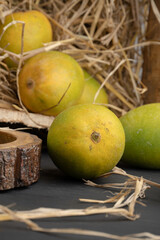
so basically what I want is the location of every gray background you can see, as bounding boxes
[0,150,160,240]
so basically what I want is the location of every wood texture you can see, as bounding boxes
[0,129,42,190]
[142,0,160,103]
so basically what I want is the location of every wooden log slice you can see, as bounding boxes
[0,129,42,190]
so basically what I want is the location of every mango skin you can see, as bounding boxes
[0,10,52,67]
[47,104,125,179]
[77,70,108,105]
[18,51,84,116]
[120,103,160,169]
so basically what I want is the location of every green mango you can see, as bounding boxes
[77,70,108,105]
[120,103,160,169]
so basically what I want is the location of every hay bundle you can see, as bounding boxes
[0,0,149,127]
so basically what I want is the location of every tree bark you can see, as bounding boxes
[0,129,42,190]
[142,0,160,103]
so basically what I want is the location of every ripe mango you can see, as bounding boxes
[18,51,84,116]
[47,104,125,179]
[0,10,52,67]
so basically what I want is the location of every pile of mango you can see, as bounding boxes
[1,10,160,180]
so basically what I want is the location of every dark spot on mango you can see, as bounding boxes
[89,145,93,151]
[106,128,109,133]
[26,78,34,89]
[91,131,101,144]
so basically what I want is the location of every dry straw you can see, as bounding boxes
[1,203,160,240]
[0,1,160,239]
[0,166,160,239]
[0,0,153,124]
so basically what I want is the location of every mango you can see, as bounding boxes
[120,103,160,169]
[0,10,52,68]
[77,70,108,105]
[47,104,125,179]
[18,51,84,116]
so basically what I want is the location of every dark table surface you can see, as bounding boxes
[0,149,160,240]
